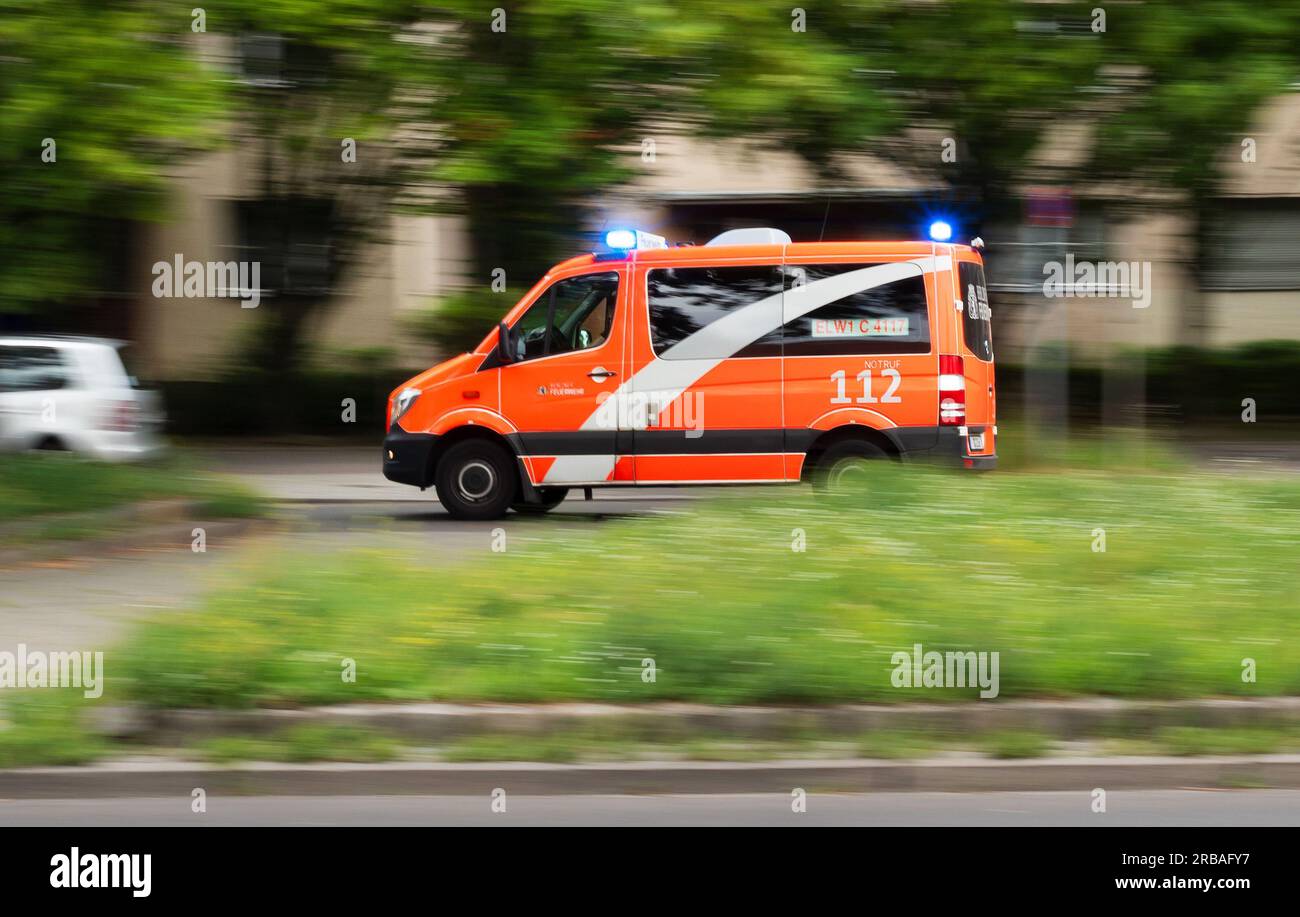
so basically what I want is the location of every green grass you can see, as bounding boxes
[1153,726,1300,757]
[0,694,109,768]
[0,452,266,523]
[978,731,1053,759]
[195,724,403,764]
[427,723,1300,763]
[6,699,1300,768]
[854,730,943,760]
[992,423,1190,473]
[440,731,826,763]
[115,452,1300,709]
[440,732,600,764]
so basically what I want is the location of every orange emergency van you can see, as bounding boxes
[384,227,996,519]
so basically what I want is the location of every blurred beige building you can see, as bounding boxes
[129,93,1300,378]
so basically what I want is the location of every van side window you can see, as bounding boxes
[510,272,619,361]
[647,266,783,359]
[781,264,931,356]
[958,262,993,361]
[0,346,70,392]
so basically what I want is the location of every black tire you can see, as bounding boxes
[511,487,568,514]
[34,436,69,452]
[812,439,889,492]
[434,439,517,520]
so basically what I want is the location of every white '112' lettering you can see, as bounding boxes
[831,367,902,404]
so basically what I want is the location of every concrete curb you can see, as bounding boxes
[4,755,1300,798]
[122,697,1300,745]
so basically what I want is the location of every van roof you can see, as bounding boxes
[0,334,126,350]
[552,240,978,272]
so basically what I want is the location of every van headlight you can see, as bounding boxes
[390,387,421,427]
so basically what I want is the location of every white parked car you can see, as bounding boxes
[0,336,166,461]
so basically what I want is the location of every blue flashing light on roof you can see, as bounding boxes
[604,229,637,250]
[602,229,668,251]
[928,220,954,243]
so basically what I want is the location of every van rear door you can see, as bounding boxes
[955,257,995,454]
[780,250,941,463]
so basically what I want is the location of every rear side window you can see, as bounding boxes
[0,346,71,392]
[647,266,782,359]
[782,263,931,356]
[959,262,993,361]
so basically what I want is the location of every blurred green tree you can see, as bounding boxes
[8,1,1293,364]
[208,0,911,359]
[202,2,429,373]
[0,1,223,315]
[1083,2,1299,344]
[701,1,1105,230]
[409,0,899,353]
[730,1,1299,344]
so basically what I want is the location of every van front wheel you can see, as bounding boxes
[813,440,889,492]
[435,439,517,520]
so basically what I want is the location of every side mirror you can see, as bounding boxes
[497,321,515,364]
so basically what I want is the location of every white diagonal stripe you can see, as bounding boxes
[543,454,616,483]
[578,255,948,432]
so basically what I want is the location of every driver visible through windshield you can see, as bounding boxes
[512,271,618,361]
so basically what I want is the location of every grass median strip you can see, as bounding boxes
[196,724,403,764]
[0,453,265,536]
[0,694,109,768]
[113,455,1300,708]
[190,723,1300,765]
[7,695,1300,767]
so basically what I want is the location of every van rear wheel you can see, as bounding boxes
[813,440,889,492]
[512,487,568,514]
[435,439,517,520]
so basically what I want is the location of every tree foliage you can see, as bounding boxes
[3,1,1297,357]
[0,1,223,312]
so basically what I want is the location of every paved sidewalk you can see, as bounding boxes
[4,789,1298,826]
[5,755,1300,799]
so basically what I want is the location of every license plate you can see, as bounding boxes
[969,432,985,451]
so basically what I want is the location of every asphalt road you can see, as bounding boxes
[199,442,724,510]
[198,440,1300,505]
[3,790,1297,826]
[0,447,703,651]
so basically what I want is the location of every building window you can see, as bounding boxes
[229,198,334,299]
[1203,198,1300,291]
[981,214,1109,295]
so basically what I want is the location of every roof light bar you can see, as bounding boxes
[603,229,668,251]
[928,220,953,243]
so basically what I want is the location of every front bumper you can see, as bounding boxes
[382,425,439,488]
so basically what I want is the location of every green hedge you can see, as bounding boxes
[157,341,1300,437]
[160,368,421,437]
[994,340,1300,426]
